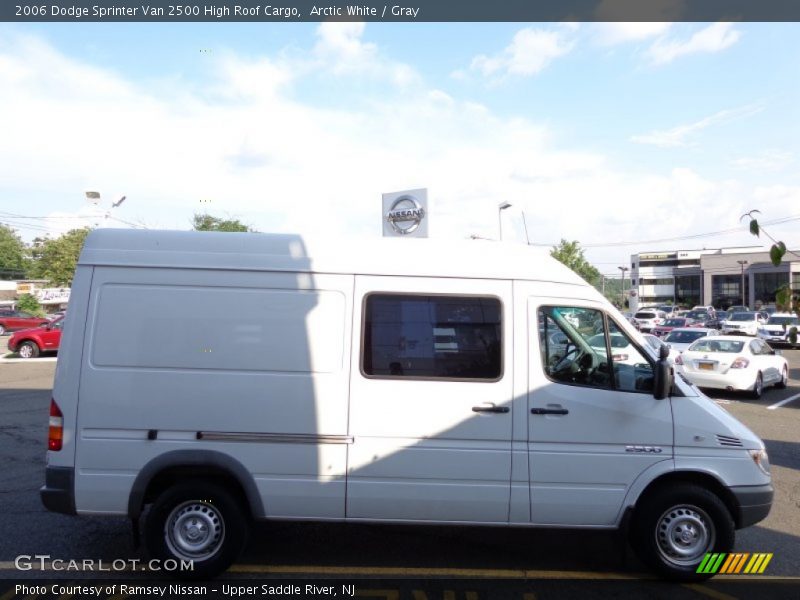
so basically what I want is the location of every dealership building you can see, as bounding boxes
[629,246,800,311]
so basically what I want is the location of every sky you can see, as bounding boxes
[1,21,799,276]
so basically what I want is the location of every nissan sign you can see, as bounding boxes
[382,188,428,237]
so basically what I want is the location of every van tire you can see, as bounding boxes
[631,483,735,581]
[144,480,248,579]
[18,341,40,359]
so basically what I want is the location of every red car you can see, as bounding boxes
[7,317,63,358]
[0,310,49,335]
[651,317,693,337]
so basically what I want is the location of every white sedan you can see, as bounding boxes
[662,327,717,363]
[675,335,788,398]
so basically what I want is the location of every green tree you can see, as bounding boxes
[0,224,27,279]
[743,210,799,343]
[550,239,601,287]
[192,213,253,232]
[28,228,92,286]
[15,293,44,317]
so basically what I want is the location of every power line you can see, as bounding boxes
[530,213,800,249]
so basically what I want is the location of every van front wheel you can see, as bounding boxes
[631,483,734,581]
[144,481,248,579]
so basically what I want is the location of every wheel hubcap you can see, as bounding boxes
[165,501,225,561]
[20,345,32,358]
[655,504,714,566]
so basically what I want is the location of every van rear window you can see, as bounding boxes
[363,294,501,380]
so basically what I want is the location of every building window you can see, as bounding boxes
[640,278,674,286]
[753,272,789,304]
[712,275,750,309]
[675,275,701,307]
[363,294,502,380]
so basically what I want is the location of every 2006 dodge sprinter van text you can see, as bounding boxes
[41,230,773,580]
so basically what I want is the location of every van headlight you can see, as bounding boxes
[748,448,771,476]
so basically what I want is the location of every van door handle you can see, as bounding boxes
[472,404,510,414]
[531,407,569,415]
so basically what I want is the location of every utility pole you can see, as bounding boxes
[601,275,606,295]
[737,260,748,307]
[618,266,629,308]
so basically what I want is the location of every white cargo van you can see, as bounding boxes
[42,230,772,580]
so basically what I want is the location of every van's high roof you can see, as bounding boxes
[80,229,591,285]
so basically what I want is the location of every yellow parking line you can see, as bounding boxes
[228,565,640,579]
[682,584,738,600]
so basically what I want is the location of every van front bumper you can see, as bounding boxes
[731,483,773,528]
[40,466,76,515]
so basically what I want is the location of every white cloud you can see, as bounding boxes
[592,23,672,46]
[731,150,793,172]
[0,29,792,270]
[645,22,741,66]
[469,26,576,80]
[312,22,419,87]
[630,104,764,148]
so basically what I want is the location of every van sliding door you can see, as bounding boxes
[347,276,514,523]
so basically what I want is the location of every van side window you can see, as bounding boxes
[538,307,654,393]
[363,295,501,380]
[606,321,655,393]
[539,307,612,389]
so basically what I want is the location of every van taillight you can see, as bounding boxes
[49,399,63,451]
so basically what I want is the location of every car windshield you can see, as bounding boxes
[767,316,799,325]
[664,330,708,343]
[689,339,745,353]
[729,312,756,322]
[663,319,685,327]
[685,311,706,319]
[635,312,656,319]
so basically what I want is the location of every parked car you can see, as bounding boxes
[7,317,64,358]
[692,305,717,316]
[652,317,692,337]
[757,313,800,346]
[642,333,668,359]
[690,312,727,331]
[0,310,50,336]
[721,312,767,336]
[662,328,718,363]
[632,309,666,333]
[727,305,749,314]
[675,335,788,398]
[760,305,777,316]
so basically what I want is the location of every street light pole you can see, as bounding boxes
[498,202,512,240]
[618,266,629,308]
[737,260,748,307]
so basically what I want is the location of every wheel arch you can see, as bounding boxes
[632,470,740,528]
[128,450,265,520]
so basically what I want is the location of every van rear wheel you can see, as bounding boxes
[631,483,734,581]
[144,480,248,579]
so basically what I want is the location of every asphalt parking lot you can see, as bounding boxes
[1,344,798,599]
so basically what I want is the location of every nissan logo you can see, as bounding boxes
[386,196,425,235]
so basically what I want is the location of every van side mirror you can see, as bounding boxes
[653,345,672,400]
